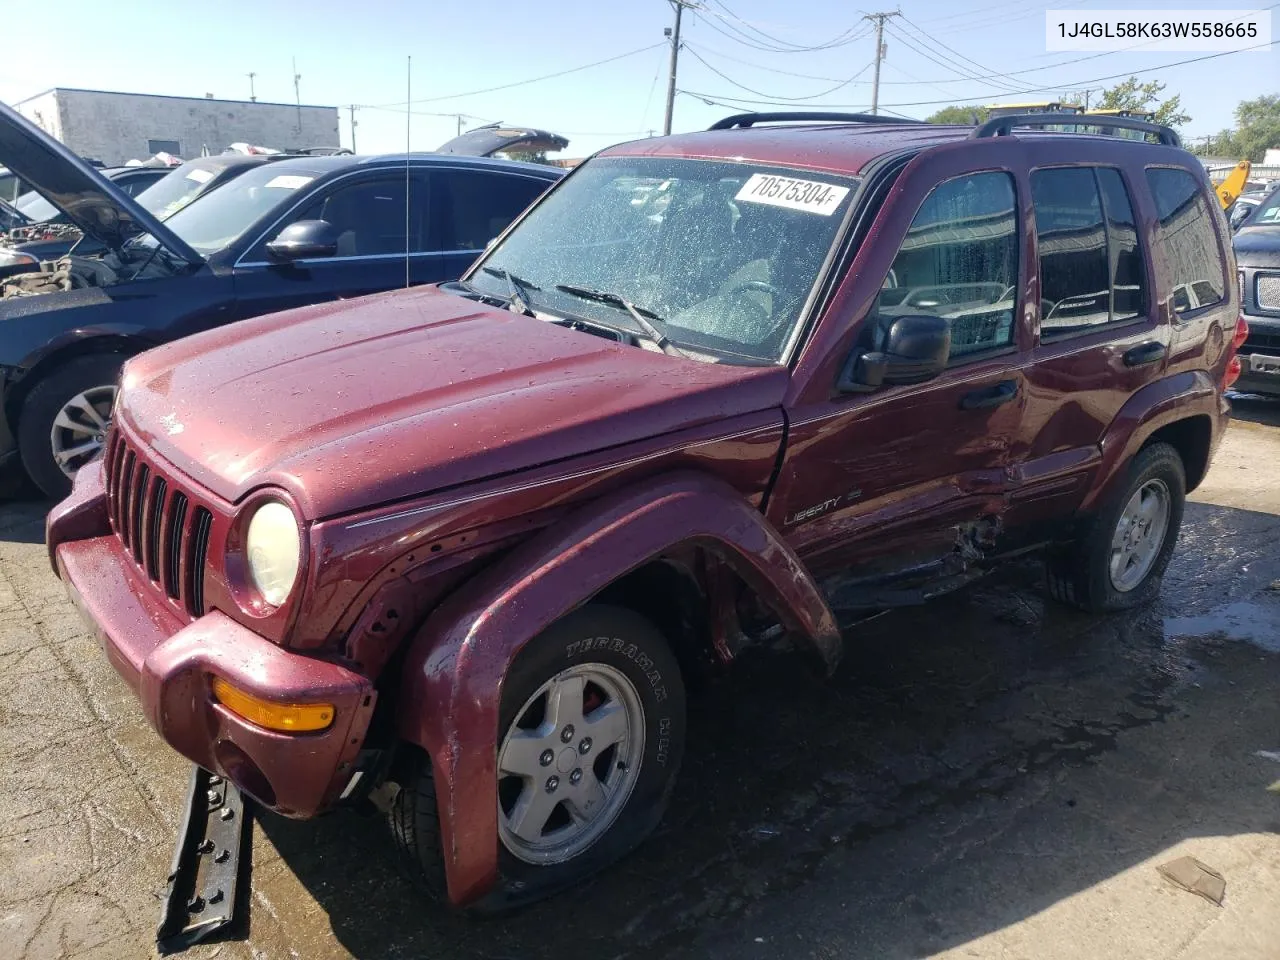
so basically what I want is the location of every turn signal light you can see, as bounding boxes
[211,677,335,733]
[1233,314,1249,350]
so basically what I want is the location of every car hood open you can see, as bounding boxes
[436,122,569,157]
[0,103,202,263]
[118,285,788,519]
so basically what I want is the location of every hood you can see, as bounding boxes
[119,285,788,519]
[1233,224,1280,269]
[0,103,202,263]
[436,123,569,157]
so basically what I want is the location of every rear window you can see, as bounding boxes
[1145,167,1226,313]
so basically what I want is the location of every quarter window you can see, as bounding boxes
[876,171,1018,361]
[434,171,549,252]
[1145,167,1225,313]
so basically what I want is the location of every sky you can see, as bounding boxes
[0,0,1275,159]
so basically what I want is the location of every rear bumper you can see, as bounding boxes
[51,468,376,817]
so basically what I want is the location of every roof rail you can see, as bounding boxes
[970,113,1182,148]
[709,111,924,130]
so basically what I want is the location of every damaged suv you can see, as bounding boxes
[0,104,560,498]
[50,111,1239,923]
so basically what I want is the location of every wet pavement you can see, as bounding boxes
[3,399,1280,959]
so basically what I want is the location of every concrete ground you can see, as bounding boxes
[3,401,1280,960]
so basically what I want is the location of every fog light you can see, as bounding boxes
[211,677,334,733]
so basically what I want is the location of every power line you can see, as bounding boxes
[680,37,1280,111]
[372,43,666,107]
[706,0,867,52]
[881,23,1024,95]
[683,45,873,101]
[693,4,870,54]
[894,16,1030,92]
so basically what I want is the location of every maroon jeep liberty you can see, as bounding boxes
[50,112,1243,917]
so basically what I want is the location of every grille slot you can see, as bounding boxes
[1243,330,1280,352]
[187,507,214,617]
[129,466,150,561]
[1258,274,1280,312]
[144,478,167,582]
[163,492,188,601]
[116,451,135,548]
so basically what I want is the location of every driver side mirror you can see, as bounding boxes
[265,219,340,261]
[838,315,951,393]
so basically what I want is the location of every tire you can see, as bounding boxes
[1046,442,1186,612]
[389,604,687,911]
[17,353,125,499]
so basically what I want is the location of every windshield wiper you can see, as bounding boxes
[482,266,540,317]
[555,284,687,358]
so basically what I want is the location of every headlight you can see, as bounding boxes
[0,249,37,268]
[245,501,301,606]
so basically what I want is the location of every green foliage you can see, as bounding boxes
[1077,76,1191,128]
[1192,96,1280,161]
[925,105,990,125]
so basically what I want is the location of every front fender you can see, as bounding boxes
[396,469,839,906]
[1079,370,1225,514]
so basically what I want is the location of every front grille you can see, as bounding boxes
[1258,274,1280,312]
[1243,330,1280,353]
[104,432,214,617]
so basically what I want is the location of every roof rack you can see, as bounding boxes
[709,111,924,130]
[970,113,1182,148]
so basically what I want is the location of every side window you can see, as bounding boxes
[1096,168,1145,322]
[1145,167,1225,314]
[1032,168,1111,336]
[876,171,1018,361]
[434,171,548,252]
[285,176,426,256]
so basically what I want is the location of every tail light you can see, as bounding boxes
[1223,314,1247,391]
[1232,313,1249,350]
[1224,355,1242,390]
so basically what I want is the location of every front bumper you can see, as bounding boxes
[51,466,376,817]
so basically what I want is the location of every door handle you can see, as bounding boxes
[1123,341,1166,367]
[959,379,1018,410]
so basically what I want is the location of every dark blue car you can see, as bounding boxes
[0,103,561,496]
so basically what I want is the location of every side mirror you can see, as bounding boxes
[838,315,951,393]
[265,219,340,261]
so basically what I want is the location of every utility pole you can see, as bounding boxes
[348,104,358,152]
[292,57,302,133]
[864,10,900,116]
[663,1,695,136]
[457,114,464,137]
[247,72,257,103]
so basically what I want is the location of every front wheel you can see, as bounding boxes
[390,604,686,910]
[17,354,125,499]
[1047,441,1186,612]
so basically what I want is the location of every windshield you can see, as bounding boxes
[159,163,318,254]
[467,156,858,362]
[135,162,228,220]
[15,190,56,223]
[1249,189,1280,226]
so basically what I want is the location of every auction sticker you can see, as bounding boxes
[265,174,314,190]
[185,167,214,183]
[735,173,850,215]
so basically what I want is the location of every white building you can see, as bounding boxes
[13,87,340,165]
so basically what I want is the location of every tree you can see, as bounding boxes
[925,105,990,125]
[1231,94,1280,161]
[1088,76,1191,128]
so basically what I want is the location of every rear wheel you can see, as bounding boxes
[1046,442,1186,612]
[389,604,686,910]
[17,354,124,499]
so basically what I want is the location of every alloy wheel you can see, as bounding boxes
[49,385,116,478]
[1109,478,1171,592]
[497,663,645,865]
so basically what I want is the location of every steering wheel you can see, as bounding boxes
[722,279,782,299]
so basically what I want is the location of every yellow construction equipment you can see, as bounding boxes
[1214,160,1252,210]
